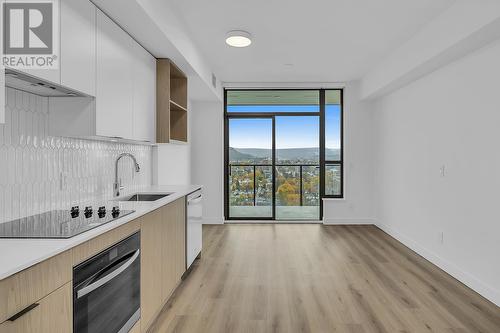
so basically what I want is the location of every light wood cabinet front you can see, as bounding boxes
[141,198,186,332]
[140,208,164,330]
[0,251,72,323]
[0,197,187,333]
[161,197,186,300]
[72,217,141,266]
[0,283,72,333]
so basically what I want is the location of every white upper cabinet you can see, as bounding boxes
[5,0,95,92]
[132,42,156,143]
[61,0,96,96]
[96,9,134,139]
[20,1,156,142]
[13,0,60,84]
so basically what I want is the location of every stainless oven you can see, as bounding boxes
[73,232,140,333]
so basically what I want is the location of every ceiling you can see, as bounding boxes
[169,0,455,83]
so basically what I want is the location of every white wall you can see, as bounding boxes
[373,39,500,306]
[323,82,375,224]
[361,0,500,99]
[153,100,192,186]
[153,143,191,185]
[190,101,224,224]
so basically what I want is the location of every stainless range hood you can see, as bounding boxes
[5,68,91,97]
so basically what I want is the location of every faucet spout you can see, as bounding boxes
[114,153,140,197]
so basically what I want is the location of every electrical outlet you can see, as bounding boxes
[439,231,444,245]
[440,165,446,177]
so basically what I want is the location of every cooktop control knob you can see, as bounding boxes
[71,206,80,218]
[98,206,106,218]
[84,206,93,218]
[112,206,120,218]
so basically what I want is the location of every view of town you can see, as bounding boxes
[229,147,341,216]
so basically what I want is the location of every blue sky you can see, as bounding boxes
[228,105,340,149]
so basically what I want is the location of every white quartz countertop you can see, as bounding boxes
[0,185,202,281]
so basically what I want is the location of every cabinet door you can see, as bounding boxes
[61,0,96,96]
[175,198,186,279]
[0,283,72,333]
[96,9,133,139]
[6,0,60,84]
[140,209,164,330]
[0,250,72,324]
[161,197,186,300]
[132,43,156,143]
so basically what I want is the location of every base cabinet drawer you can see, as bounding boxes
[0,283,72,333]
[0,250,72,323]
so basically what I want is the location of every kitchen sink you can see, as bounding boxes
[118,193,172,202]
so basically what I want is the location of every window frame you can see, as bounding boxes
[321,89,344,199]
[224,88,344,221]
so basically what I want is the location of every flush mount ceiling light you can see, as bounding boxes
[225,30,252,48]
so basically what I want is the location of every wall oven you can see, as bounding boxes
[73,232,140,333]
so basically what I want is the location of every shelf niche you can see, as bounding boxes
[157,59,188,143]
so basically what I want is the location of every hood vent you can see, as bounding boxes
[5,68,90,97]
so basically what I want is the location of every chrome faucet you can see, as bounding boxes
[114,153,140,197]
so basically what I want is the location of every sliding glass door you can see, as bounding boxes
[275,116,320,220]
[227,117,274,219]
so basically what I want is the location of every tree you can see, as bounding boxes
[277,181,299,206]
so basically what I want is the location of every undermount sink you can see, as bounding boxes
[118,193,172,202]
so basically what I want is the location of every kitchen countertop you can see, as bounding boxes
[0,185,202,281]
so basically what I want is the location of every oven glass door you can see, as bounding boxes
[74,238,140,333]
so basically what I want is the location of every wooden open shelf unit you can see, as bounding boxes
[156,59,188,143]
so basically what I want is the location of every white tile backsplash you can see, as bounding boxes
[0,88,153,223]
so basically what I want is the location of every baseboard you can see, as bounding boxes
[323,218,376,225]
[225,220,321,224]
[376,223,500,307]
[202,217,224,224]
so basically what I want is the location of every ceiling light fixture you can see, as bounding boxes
[225,30,252,48]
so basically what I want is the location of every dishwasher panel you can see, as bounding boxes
[186,189,203,269]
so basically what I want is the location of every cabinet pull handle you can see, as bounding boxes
[7,303,39,321]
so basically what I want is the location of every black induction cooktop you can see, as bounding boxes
[0,207,135,239]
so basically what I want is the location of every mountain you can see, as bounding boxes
[229,147,261,162]
[233,148,271,159]
[277,148,319,161]
[325,148,341,160]
[230,147,340,163]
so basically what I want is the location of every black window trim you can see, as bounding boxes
[323,88,344,199]
[224,88,344,221]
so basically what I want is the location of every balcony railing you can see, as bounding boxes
[229,163,320,208]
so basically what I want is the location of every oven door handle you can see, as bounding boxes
[76,249,140,299]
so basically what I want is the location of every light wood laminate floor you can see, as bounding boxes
[149,224,500,333]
